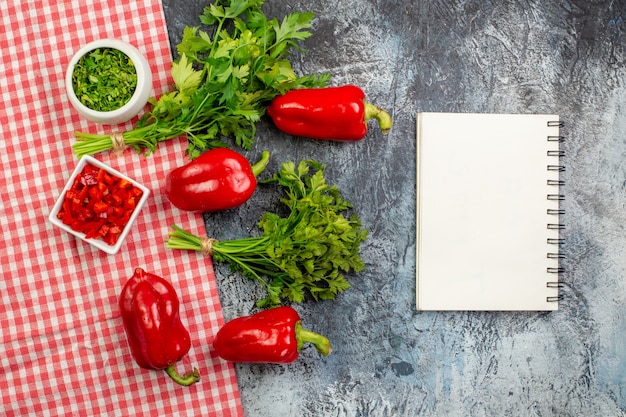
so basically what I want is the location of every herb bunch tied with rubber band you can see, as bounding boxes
[73,0,330,159]
[166,160,368,307]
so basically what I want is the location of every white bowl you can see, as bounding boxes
[65,39,153,124]
[48,155,150,255]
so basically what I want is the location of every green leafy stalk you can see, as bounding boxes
[165,160,368,307]
[73,0,330,159]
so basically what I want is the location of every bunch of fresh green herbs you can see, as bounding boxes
[73,0,329,158]
[72,48,137,112]
[166,160,368,307]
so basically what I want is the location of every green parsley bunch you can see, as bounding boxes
[73,0,329,158]
[165,160,368,307]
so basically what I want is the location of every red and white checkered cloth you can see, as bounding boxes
[0,1,243,416]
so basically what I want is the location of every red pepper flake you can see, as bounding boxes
[57,162,143,246]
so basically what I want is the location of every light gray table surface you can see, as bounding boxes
[162,1,626,416]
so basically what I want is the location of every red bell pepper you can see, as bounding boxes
[119,268,200,386]
[213,306,332,364]
[266,85,393,141]
[165,148,270,212]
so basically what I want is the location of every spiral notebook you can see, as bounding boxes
[415,112,564,311]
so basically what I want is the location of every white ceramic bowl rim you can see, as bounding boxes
[66,39,150,119]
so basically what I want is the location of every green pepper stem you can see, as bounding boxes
[295,321,332,357]
[364,101,393,135]
[164,364,201,386]
[251,150,271,177]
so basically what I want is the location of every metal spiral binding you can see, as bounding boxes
[548,135,565,142]
[547,238,564,245]
[546,120,564,303]
[547,164,566,172]
[547,194,565,201]
[548,121,565,127]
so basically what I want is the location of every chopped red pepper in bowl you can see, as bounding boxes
[48,155,150,254]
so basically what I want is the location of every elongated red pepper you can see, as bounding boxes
[165,148,270,212]
[119,268,200,386]
[266,85,392,141]
[213,306,332,363]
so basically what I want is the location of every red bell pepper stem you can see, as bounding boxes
[295,321,332,357]
[164,364,201,386]
[364,101,393,135]
[251,150,271,177]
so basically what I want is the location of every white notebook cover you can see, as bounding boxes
[415,112,562,311]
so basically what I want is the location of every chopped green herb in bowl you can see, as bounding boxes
[72,47,138,112]
[65,39,153,125]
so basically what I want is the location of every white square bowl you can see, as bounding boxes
[48,155,150,255]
